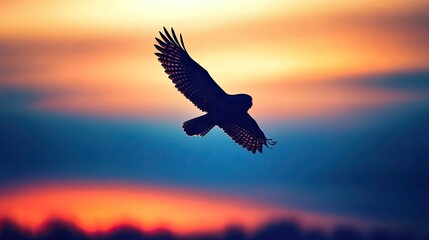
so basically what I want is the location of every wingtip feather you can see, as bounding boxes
[155,37,166,46]
[159,31,169,43]
[154,44,163,52]
[180,33,186,51]
[171,28,181,47]
[163,27,176,45]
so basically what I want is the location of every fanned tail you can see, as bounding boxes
[182,114,214,137]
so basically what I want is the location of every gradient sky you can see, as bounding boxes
[0,0,428,236]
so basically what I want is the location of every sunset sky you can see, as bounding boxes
[0,0,428,237]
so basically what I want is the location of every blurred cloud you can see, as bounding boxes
[0,182,363,234]
[0,88,44,111]
[1,70,427,121]
[341,71,429,93]
[0,0,428,120]
[2,1,428,82]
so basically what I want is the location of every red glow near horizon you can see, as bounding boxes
[0,182,367,235]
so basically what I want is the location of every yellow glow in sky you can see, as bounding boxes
[0,0,428,119]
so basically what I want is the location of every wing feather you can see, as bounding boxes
[219,113,276,153]
[171,28,181,47]
[179,34,186,50]
[155,27,227,111]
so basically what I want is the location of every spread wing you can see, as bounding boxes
[155,27,227,112]
[219,113,277,153]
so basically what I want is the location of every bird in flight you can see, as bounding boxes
[154,27,276,153]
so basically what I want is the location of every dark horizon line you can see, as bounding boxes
[0,217,426,240]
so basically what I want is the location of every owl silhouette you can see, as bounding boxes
[155,27,276,153]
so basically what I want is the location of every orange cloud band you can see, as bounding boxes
[0,182,369,235]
